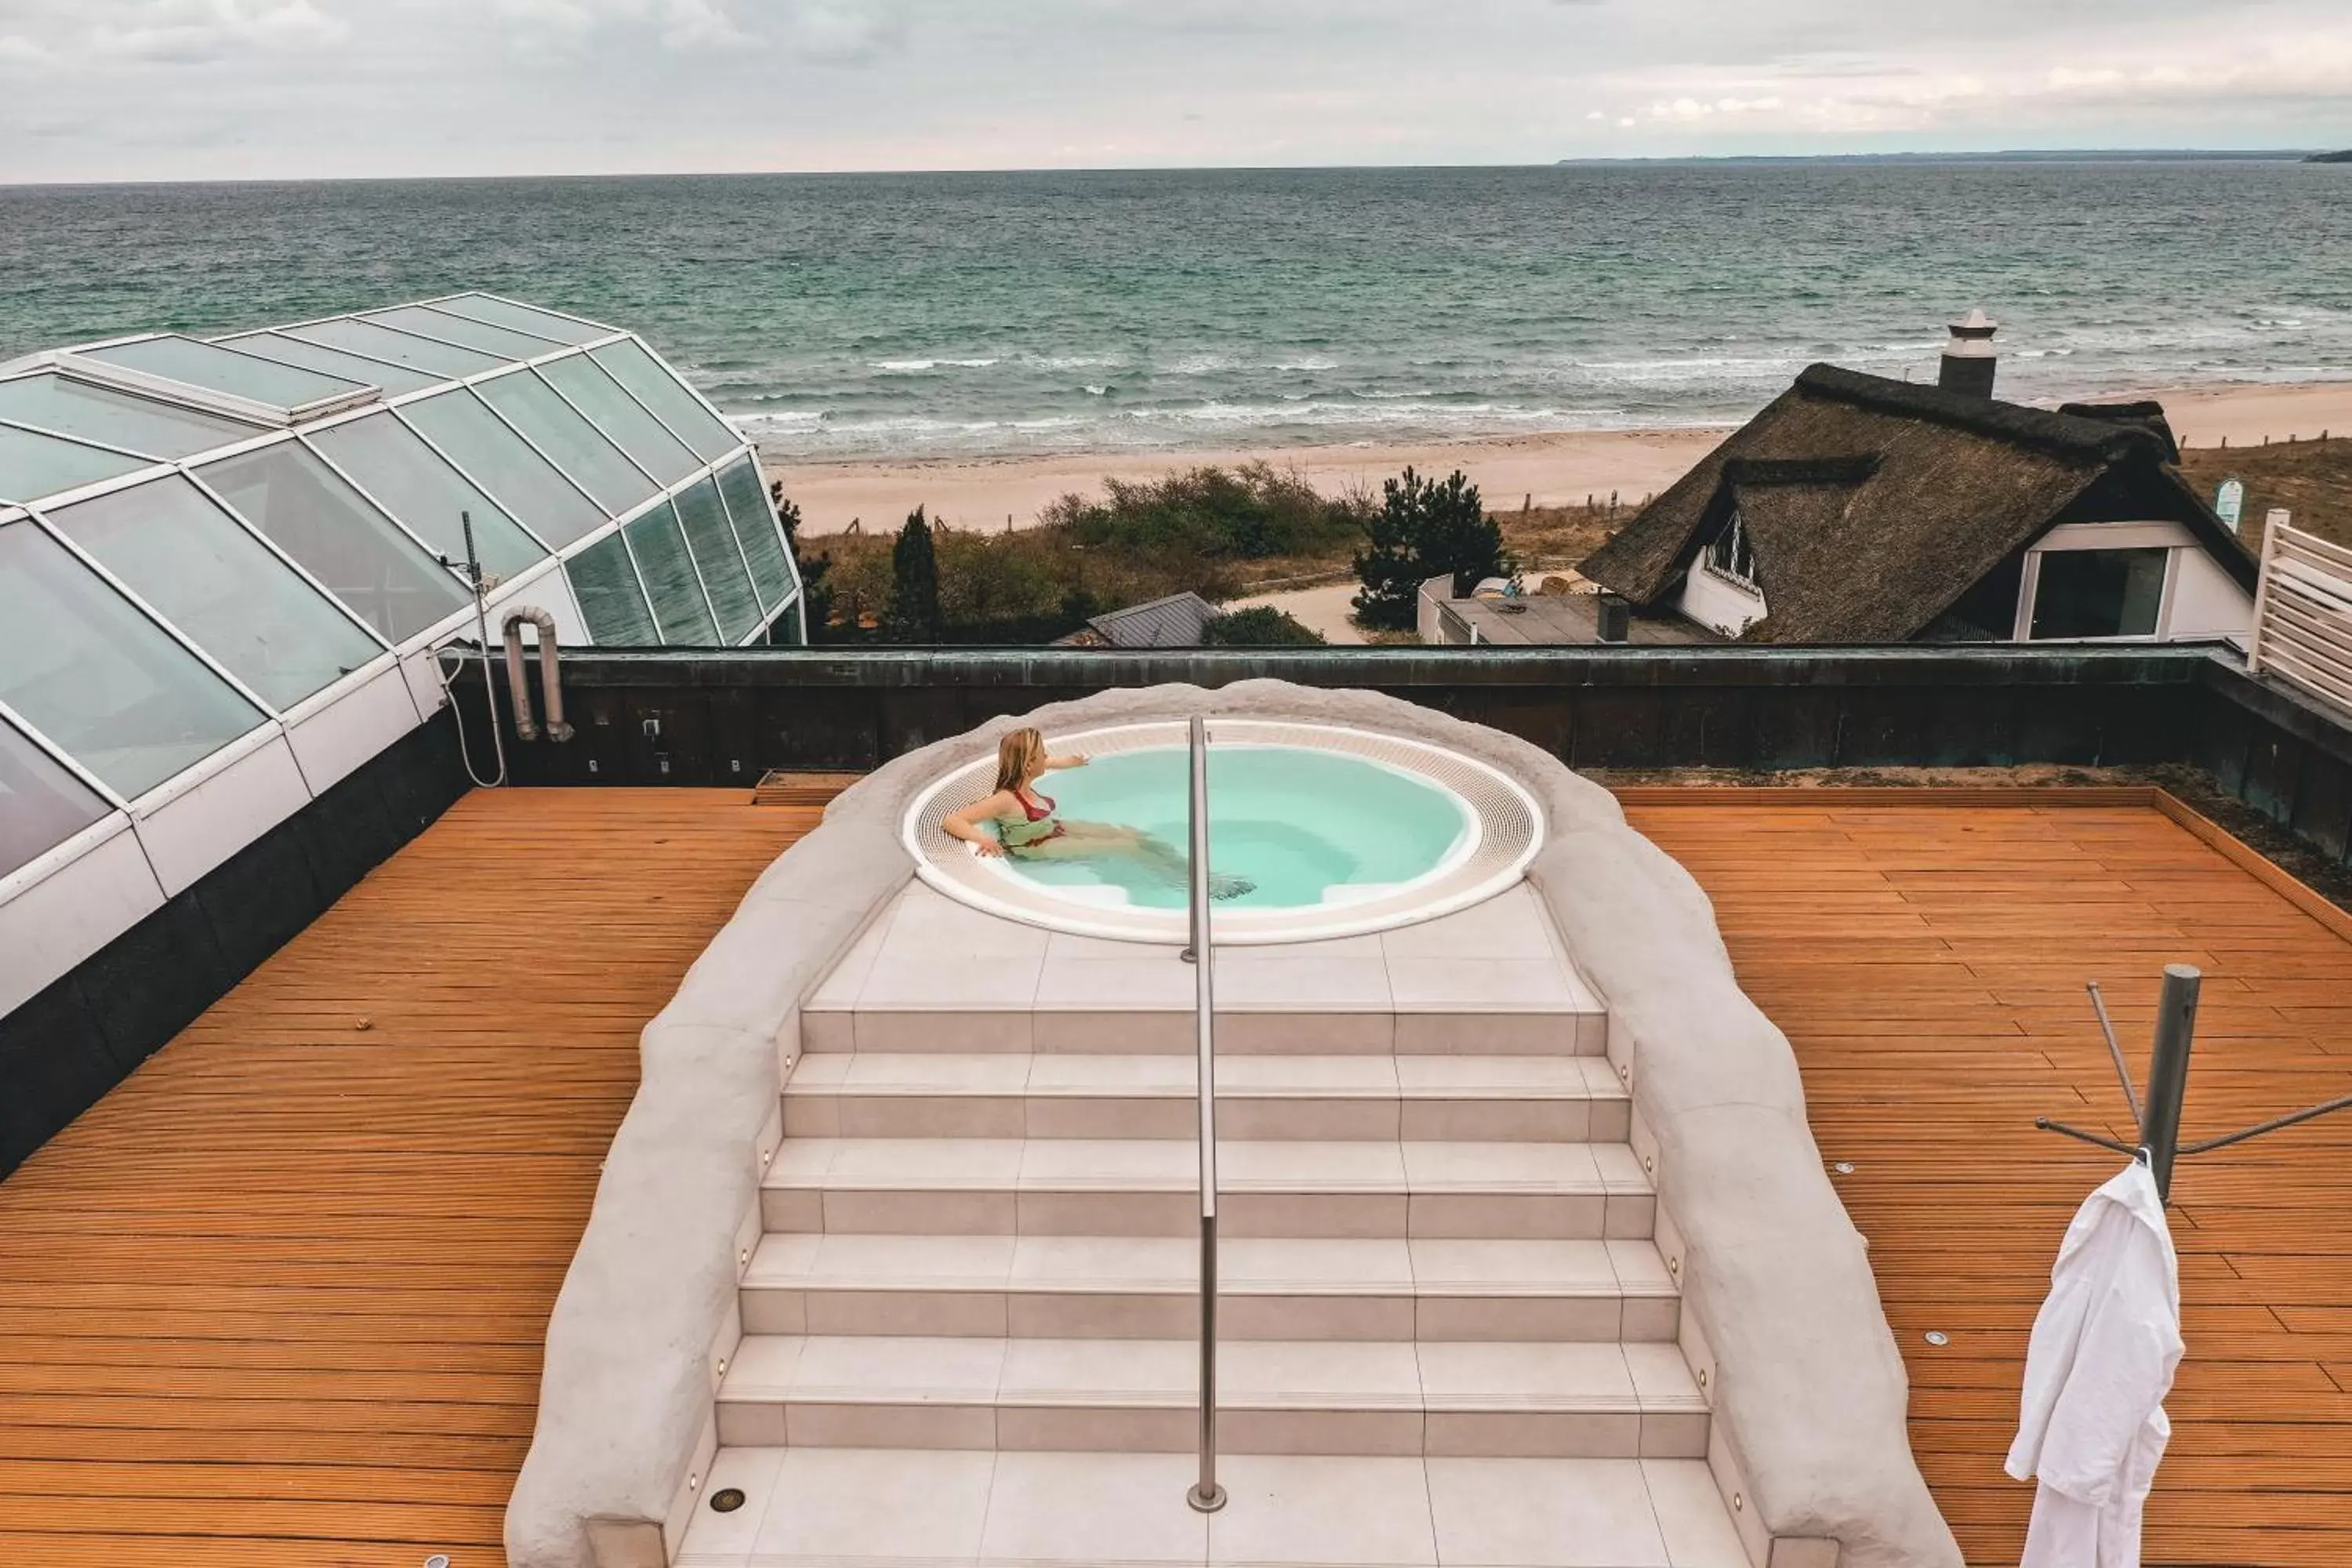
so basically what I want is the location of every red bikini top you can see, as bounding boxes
[1016,788,1056,821]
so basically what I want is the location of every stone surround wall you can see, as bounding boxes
[504,680,1962,1568]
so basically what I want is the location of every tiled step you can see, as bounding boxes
[739,1233,1682,1341]
[802,1002,1606,1056]
[782,1052,1631,1142]
[760,1138,1656,1240]
[800,886,1609,1058]
[713,1335,1710,1458]
[679,1447,1751,1568]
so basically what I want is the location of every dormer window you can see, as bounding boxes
[1705,509,1758,589]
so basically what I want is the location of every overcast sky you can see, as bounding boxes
[2,0,2348,183]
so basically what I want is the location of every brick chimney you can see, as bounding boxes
[1939,308,1998,399]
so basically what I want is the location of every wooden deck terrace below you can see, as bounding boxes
[1625,790,2352,1568]
[0,784,2347,1566]
[0,789,822,1568]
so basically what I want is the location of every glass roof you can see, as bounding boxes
[594,339,739,461]
[366,305,561,361]
[2,707,114,881]
[0,422,150,504]
[397,390,608,549]
[201,442,473,643]
[82,336,373,411]
[284,318,506,379]
[433,294,614,346]
[50,476,385,711]
[0,373,265,459]
[717,455,795,611]
[3,292,793,719]
[539,353,702,485]
[624,503,720,644]
[673,475,761,641]
[567,530,659,644]
[475,368,656,515]
[0,516,267,799]
[0,291,799,860]
[308,413,546,579]
[221,332,445,397]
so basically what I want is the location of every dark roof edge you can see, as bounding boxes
[1794,364,2165,463]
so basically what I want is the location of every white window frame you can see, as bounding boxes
[2013,521,2193,644]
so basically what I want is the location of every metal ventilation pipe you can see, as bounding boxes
[501,608,575,742]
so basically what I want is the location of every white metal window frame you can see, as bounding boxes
[1700,508,1760,593]
[2011,522,2190,644]
[49,338,379,425]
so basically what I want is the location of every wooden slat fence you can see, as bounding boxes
[2249,521,2352,719]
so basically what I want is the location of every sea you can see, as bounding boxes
[3,162,2348,462]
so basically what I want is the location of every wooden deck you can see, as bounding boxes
[2,785,2347,1566]
[0,789,820,1568]
[1627,795,2352,1568]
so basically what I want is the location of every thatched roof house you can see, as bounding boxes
[1581,355,2258,646]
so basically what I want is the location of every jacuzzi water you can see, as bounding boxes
[1003,746,1472,910]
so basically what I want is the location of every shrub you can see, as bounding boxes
[1040,462,1363,564]
[882,508,942,642]
[1352,467,1512,631]
[1203,605,1327,646]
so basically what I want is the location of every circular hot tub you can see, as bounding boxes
[902,720,1544,945]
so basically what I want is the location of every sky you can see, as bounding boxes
[0,0,2348,182]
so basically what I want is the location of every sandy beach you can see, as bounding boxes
[764,379,2352,539]
[768,427,1730,536]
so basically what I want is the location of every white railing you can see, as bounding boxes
[2248,521,2352,719]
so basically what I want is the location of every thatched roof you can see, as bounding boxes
[1580,365,2254,644]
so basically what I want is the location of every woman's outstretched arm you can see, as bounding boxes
[943,790,1016,857]
[1041,752,1091,771]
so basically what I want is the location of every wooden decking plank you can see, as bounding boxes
[0,787,825,1566]
[1628,793,2352,1568]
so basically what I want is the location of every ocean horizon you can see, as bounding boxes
[4,162,2347,463]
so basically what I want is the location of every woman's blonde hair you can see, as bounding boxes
[994,728,1047,793]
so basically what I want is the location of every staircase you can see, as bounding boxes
[681,884,1748,1567]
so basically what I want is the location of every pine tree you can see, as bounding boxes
[770,481,833,643]
[884,506,942,643]
[1351,467,1511,631]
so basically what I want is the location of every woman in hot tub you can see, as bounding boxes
[942,728,1254,899]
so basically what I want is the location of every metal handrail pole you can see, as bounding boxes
[2140,964,2201,1202]
[1185,715,1225,1515]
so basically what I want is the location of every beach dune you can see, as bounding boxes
[764,379,2352,539]
[770,427,1726,536]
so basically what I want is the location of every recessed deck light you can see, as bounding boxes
[1924,1331,1950,1346]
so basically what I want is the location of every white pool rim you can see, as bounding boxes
[900,719,1547,946]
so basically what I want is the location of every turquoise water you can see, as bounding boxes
[3,164,2348,463]
[1004,747,1468,910]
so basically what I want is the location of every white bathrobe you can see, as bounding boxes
[2005,1159,2183,1568]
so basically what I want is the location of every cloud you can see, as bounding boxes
[89,0,350,63]
[784,1,905,64]
[3,0,2350,181]
[492,0,752,51]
